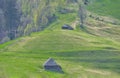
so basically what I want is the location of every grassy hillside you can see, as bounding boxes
[0,0,120,78]
[87,0,120,20]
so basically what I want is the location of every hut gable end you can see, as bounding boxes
[44,58,57,66]
[43,58,62,72]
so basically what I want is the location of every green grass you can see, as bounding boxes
[0,2,120,77]
[0,50,120,78]
[87,0,120,20]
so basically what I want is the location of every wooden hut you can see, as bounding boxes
[43,58,62,72]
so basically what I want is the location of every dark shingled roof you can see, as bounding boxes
[62,24,74,30]
[43,58,57,66]
[43,58,63,72]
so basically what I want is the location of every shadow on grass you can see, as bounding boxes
[50,50,120,73]
[1,50,120,73]
[44,69,64,74]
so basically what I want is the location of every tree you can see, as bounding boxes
[78,4,87,28]
[66,0,78,3]
[83,0,89,5]
[4,0,21,40]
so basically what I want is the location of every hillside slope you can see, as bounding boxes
[0,12,120,78]
[87,0,120,20]
[0,0,120,78]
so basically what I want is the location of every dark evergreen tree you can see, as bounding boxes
[78,4,87,28]
[4,0,21,40]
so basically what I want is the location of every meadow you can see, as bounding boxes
[0,0,120,77]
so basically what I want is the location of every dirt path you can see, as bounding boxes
[85,69,111,75]
[71,20,79,29]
